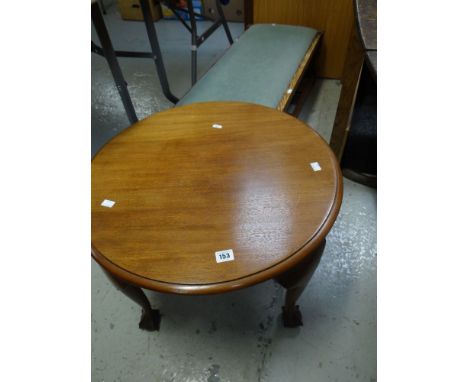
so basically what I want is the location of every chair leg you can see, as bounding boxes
[140,0,179,103]
[215,0,233,44]
[276,239,326,327]
[187,0,198,85]
[91,1,138,124]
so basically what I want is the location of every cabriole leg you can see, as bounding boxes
[102,269,161,331]
[276,239,326,327]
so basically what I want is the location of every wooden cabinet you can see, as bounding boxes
[248,0,355,79]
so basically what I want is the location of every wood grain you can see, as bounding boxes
[92,102,342,294]
[276,32,322,112]
[329,24,365,160]
[252,0,355,79]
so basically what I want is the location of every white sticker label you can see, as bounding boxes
[310,162,322,171]
[215,249,234,263]
[212,123,223,129]
[101,199,115,208]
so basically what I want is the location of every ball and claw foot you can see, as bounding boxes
[282,305,303,328]
[138,308,161,331]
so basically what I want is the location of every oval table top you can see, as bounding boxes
[92,102,343,294]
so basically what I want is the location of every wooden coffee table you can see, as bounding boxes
[92,102,343,331]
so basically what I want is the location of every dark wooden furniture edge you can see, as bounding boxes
[244,0,253,29]
[102,267,162,331]
[329,23,365,161]
[277,32,323,113]
[342,168,376,188]
[276,239,326,326]
[289,74,317,117]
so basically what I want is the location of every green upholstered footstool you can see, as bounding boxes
[177,24,321,111]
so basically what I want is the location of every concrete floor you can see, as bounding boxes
[92,6,376,382]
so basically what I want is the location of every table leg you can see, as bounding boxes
[276,239,326,327]
[102,269,161,331]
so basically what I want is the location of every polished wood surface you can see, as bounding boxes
[92,102,342,294]
[277,239,326,327]
[277,32,322,112]
[250,0,355,79]
[329,24,365,161]
[329,0,376,160]
[103,267,161,331]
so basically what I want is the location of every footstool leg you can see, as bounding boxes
[276,239,326,327]
[102,269,161,331]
